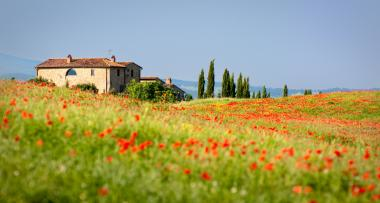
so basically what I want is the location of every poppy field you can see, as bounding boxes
[0,80,379,203]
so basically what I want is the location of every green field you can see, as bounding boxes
[0,80,379,203]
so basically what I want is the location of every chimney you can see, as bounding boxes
[165,77,172,85]
[111,55,116,62]
[66,54,72,63]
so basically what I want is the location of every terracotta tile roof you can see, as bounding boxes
[36,58,126,68]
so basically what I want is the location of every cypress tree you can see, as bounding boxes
[262,86,267,98]
[267,92,271,98]
[244,77,250,98]
[236,73,243,98]
[283,84,288,97]
[197,69,205,98]
[256,90,261,99]
[230,73,236,98]
[206,59,215,98]
[251,90,255,99]
[222,68,230,97]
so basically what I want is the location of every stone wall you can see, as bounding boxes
[37,65,142,93]
[37,67,109,93]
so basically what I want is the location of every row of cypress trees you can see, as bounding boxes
[198,59,215,98]
[198,60,300,99]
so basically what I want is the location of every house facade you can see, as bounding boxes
[36,55,142,93]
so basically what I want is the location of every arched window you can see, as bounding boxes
[66,68,77,76]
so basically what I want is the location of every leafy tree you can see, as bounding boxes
[198,69,205,98]
[256,90,261,99]
[222,68,230,97]
[283,84,288,97]
[230,73,236,98]
[206,59,215,98]
[236,73,243,98]
[262,86,267,98]
[184,94,193,101]
[126,80,178,102]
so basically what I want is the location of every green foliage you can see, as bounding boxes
[73,83,98,93]
[283,84,288,97]
[206,59,215,98]
[230,73,236,98]
[126,80,178,102]
[242,77,250,98]
[256,90,261,99]
[262,86,267,98]
[28,77,54,85]
[184,94,193,101]
[236,73,243,98]
[222,68,230,97]
[198,69,205,98]
[304,89,313,95]
[251,91,255,99]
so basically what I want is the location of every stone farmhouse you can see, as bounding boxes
[35,55,186,99]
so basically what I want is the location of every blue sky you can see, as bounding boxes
[0,0,379,89]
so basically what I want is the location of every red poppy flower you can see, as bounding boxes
[135,114,140,122]
[250,162,258,170]
[367,184,376,191]
[363,149,370,160]
[264,163,274,171]
[158,143,166,149]
[334,150,342,157]
[184,169,191,175]
[98,132,106,138]
[9,99,16,106]
[98,187,109,196]
[373,194,380,201]
[36,139,43,147]
[2,117,8,125]
[106,156,113,163]
[201,172,211,181]
[292,185,302,194]
[14,135,20,142]
[65,130,73,138]
[351,185,366,196]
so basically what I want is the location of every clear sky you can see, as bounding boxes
[1,0,379,89]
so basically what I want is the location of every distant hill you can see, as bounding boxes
[172,79,380,98]
[0,53,39,80]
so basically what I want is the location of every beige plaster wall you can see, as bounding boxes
[37,68,109,93]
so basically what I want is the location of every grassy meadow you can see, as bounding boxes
[0,80,379,203]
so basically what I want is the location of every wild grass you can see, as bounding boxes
[0,80,379,203]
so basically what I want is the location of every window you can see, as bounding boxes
[66,68,77,76]
[131,69,134,77]
[117,69,120,76]
[91,69,95,76]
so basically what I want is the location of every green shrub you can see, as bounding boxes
[184,94,193,101]
[73,83,98,93]
[125,80,180,102]
[28,77,55,86]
